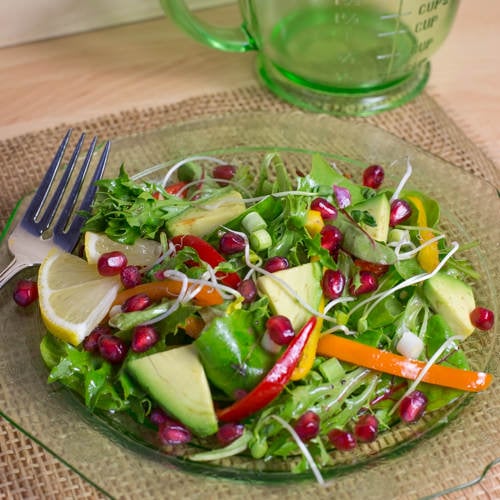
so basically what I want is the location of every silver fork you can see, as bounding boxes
[0,130,110,288]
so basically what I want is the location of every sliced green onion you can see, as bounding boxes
[242,211,267,233]
[249,229,272,251]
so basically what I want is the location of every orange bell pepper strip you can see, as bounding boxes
[111,280,224,309]
[317,334,492,392]
[290,297,325,381]
[406,195,439,273]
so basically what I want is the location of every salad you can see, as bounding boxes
[16,152,494,482]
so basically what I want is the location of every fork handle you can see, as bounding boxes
[0,257,32,289]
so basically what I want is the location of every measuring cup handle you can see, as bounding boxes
[160,0,256,53]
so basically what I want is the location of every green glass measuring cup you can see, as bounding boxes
[160,0,460,116]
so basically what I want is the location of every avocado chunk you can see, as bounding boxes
[126,345,218,437]
[423,272,476,338]
[166,189,246,237]
[257,262,322,330]
[350,193,390,242]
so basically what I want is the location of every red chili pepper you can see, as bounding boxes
[171,234,241,288]
[164,181,188,198]
[216,317,317,423]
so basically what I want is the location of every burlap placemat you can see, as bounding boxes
[0,86,498,499]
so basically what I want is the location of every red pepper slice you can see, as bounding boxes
[171,234,241,289]
[216,317,317,423]
[165,181,188,198]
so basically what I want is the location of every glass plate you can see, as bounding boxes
[1,112,498,499]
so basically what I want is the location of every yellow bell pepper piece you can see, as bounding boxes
[407,195,439,273]
[305,209,324,237]
[290,296,325,381]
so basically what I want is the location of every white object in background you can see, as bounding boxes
[1,0,230,48]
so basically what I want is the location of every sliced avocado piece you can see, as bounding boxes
[350,193,390,242]
[423,272,476,338]
[166,189,246,237]
[126,344,218,437]
[257,262,322,330]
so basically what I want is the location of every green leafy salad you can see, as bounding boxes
[38,152,494,482]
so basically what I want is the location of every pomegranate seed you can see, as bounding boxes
[152,191,164,200]
[266,315,295,345]
[131,325,159,353]
[399,390,428,423]
[350,271,378,296]
[320,225,343,254]
[120,265,142,288]
[389,199,412,226]
[322,269,346,300]
[158,420,192,445]
[237,278,258,303]
[362,165,385,189]
[233,388,248,400]
[333,185,351,208]
[213,164,236,185]
[470,307,495,330]
[13,279,38,306]
[311,197,338,220]
[98,334,128,364]
[264,256,289,273]
[328,429,356,451]
[294,411,320,441]
[354,414,379,442]
[121,293,152,312]
[219,232,246,254]
[149,407,170,426]
[97,251,128,276]
[83,325,111,352]
[217,422,245,446]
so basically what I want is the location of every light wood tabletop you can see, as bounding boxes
[0,2,498,165]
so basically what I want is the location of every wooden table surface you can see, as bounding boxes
[0,2,499,165]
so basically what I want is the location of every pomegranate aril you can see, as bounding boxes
[97,251,128,276]
[333,185,351,209]
[350,271,378,296]
[399,390,428,423]
[363,165,385,189]
[354,414,379,442]
[311,197,338,220]
[149,407,170,426]
[266,315,295,345]
[98,335,128,364]
[389,199,412,226]
[470,307,495,330]
[83,325,111,352]
[213,164,236,185]
[121,293,152,312]
[322,269,346,300]
[237,278,258,303]
[120,265,142,288]
[328,429,356,451]
[320,225,343,254]
[13,279,38,306]
[158,420,192,445]
[219,232,246,254]
[264,256,289,273]
[131,325,159,353]
[294,410,320,441]
[217,422,245,446]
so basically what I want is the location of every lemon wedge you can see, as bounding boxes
[38,249,121,346]
[84,231,162,266]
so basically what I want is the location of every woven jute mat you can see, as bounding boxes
[0,86,498,499]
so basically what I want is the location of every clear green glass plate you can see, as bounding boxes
[0,112,498,499]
